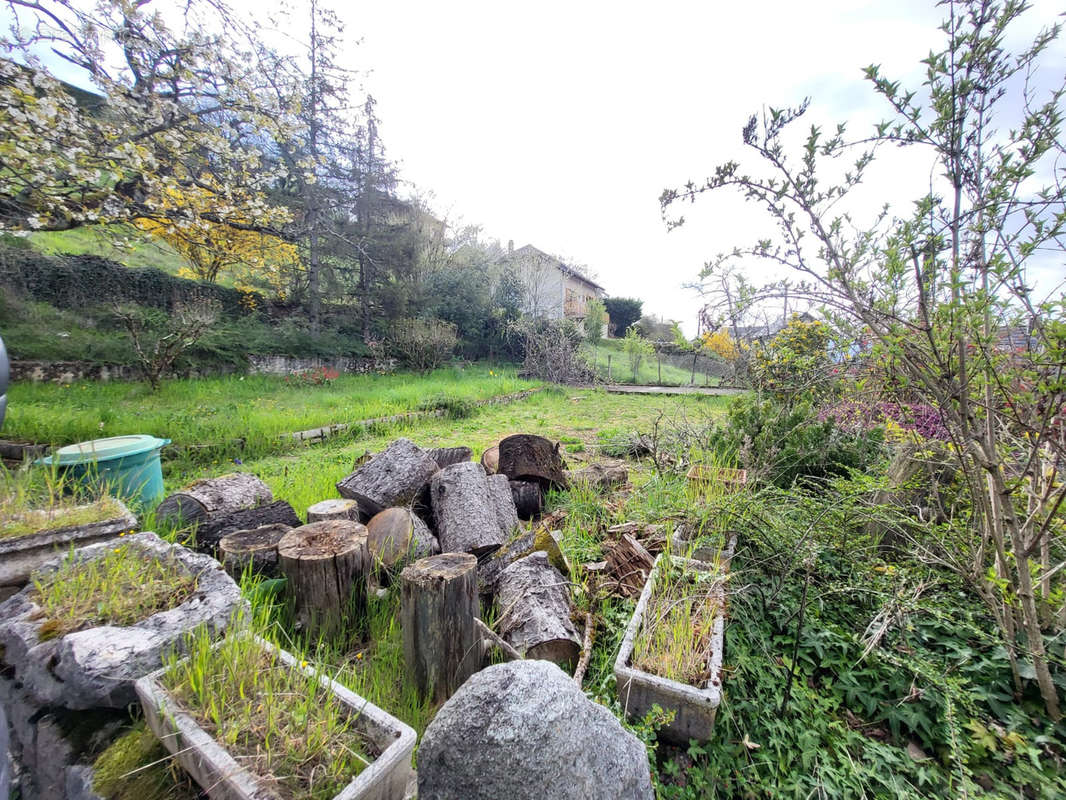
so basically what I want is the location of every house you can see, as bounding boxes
[502,243,607,326]
[711,312,817,345]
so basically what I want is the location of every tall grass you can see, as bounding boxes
[6,366,535,461]
[0,462,126,539]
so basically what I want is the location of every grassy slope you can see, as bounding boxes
[5,366,536,462]
[584,339,720,386]
[27,225,189,275]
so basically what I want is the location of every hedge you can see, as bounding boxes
[0,244,263,317]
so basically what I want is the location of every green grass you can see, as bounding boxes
[164,615,375,800]
[5,366,537,464]
[91,721,201,800]
[31,540,198,640]
[27,224,189,275]
[584,339,721,386]
[0,462,129,539]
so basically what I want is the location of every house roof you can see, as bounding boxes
[508,244,605,292]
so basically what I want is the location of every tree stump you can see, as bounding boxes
[336,438,439,518]
[497,434,568,490]
[156,473,273,530]
[430,462,504,557]
[486,474,520,539]
[192,499,302,554]
[218,524,291,579]
[400,553,479,703]
[366,507,440,573]
[426,446,473,469]
[307,498,362,524]
[278,521,370,638]
[497,551,580,667]
[509,480,543,520]
[480,445,500,475]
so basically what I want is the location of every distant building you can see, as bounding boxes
[502,243,607,327]
[713,312,817,345]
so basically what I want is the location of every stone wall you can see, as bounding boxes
[10,355,397,383]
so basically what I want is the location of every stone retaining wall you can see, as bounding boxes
[10,355,397,383]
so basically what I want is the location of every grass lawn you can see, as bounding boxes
[27,225,189,275]
[584,340,721,387]
[4,365,536,463]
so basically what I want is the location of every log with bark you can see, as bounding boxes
[497,551,580,666]
[426,446,473,469]
[497,434,568,490]
[509,479,543,520]
[567,463,629,491]
[218,524,291,579]
[603,534,655,598]
[307,498,362,524]
[156,472,273,531]
[430,462,504,557]
[336,438,439,518]
[192,500,302,554]
[478,527,571,596]
[486,474,520,539]
[400,553,480,702]
[366,507,440,573]
[278,520,370,638]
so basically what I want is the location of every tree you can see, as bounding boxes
[603,297,642,337]
[114,300,218,391]
[662,0,1066,719]
[583,299,607,345]
[622,325,654,381]
[0,1,297,238]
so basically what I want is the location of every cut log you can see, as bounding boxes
[366,507,440,572]
[430,462,504,557]
[278,521,370,638]
[400,553,479,702]
[335,438,440,518]
[480,445,499,474]
[156,473,273,529]
[307,498,362,524]
[497,434,568,490]
[486,474,520,539]
[604,534,655,598]
[497,551,580,667]
[426,446,472,469]
[567,463,629,491]
[193,500,302,553]
[509,479,543,520]
[218,524,291,579]
[478,527,570,596]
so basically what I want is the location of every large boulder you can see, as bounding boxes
[0,532,244,709]
[418,660,654,800]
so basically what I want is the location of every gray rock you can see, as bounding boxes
[418,660,654,800]
[0,532,245,710]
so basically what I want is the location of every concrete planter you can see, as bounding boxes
[0,499,137,597]
[136,635,416,800]
[0,532,244,710]
[614,554,725,743]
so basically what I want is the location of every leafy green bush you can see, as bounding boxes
[711,395,883,488]
[389,318,458,374]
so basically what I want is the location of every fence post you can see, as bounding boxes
[607,354,612,382]
[657,354,662,385]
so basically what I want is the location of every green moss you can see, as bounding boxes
[91,721,200,800]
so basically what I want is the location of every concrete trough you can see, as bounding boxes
[0,499,137,598]
[136,635,417,800]
[614,553,726,743]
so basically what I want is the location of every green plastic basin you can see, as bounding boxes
[39,435,171,507]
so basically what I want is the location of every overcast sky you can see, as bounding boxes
[8,1,1064,334]
[322,0,1063,334]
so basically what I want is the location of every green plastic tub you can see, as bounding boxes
[39,435,171,507]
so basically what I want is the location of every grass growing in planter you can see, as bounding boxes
[0,463,126,540]
[31,542,198,640]
[162,618,378,800]
[630,558,723,685]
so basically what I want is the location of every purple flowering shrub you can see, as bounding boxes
[818,400,949,441]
